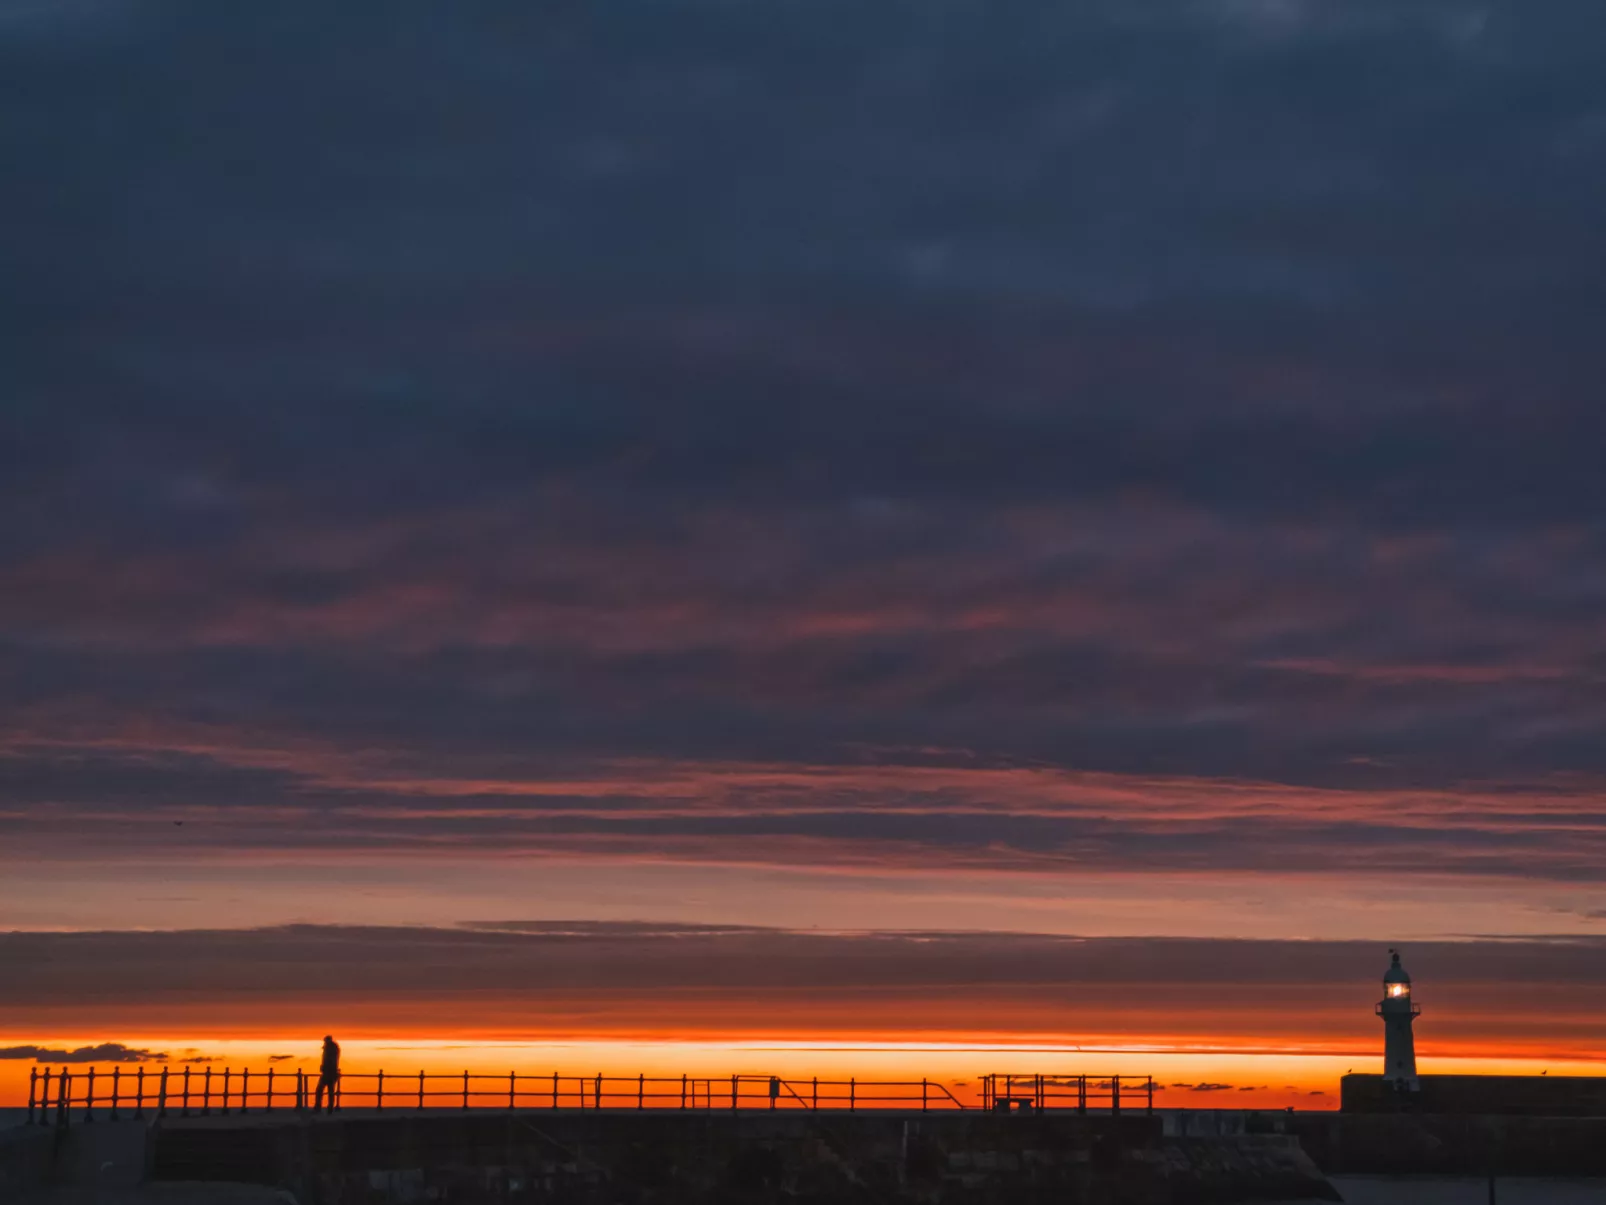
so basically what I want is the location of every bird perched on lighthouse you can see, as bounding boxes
[1376,948,1420,1089]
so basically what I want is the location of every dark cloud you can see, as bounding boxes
[2,927,1600,1053]
[0,0,1604,895]
[0,1043,166,1064]
[3,740,1604,882]
[4,924,1606,999]
[456,920,776,937]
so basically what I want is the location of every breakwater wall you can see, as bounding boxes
[16,1108,1606,1201]
[143,1110,1335,1204]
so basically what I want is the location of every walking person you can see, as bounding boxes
[313,1034,341,1113]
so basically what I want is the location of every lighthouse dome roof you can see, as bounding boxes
[1383,950,1411,984]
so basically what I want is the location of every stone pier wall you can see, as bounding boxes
[147,1110,1336,1204]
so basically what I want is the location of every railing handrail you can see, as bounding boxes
[21,1065,1158,1125]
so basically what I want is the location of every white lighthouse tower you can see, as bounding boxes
[1377,948,1420,1089]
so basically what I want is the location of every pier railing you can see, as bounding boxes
[23,1066,1155,1125]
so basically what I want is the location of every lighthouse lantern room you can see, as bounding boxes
[1376,948,1420,1089]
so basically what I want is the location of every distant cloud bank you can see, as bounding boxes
[0,1043,165,1064]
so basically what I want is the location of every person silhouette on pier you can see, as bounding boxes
[313,1035,341,1112]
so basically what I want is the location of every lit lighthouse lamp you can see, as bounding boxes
[1376,948,1421,1090]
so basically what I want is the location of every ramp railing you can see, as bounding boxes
[981,1073,1155,1115]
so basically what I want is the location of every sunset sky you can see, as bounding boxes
[3,0,1605,1109]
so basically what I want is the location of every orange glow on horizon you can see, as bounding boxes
[6,1028,1603,1115]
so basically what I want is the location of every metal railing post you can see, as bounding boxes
[922,1078,928,1112]
[135,1067,145,1119]
[266,1067,274,1113]
[419,1070,425,1111]
[375,1069,384,1111]
[849,1078,855,1112]
[462,1071,470,1111]
[110,1067,121,1120]
[27,1068,38,1125]
[158,1067,169,1119]
[510,1072,516,1112]
[1078,1075,1087,1116]
[1111,1075,1120,1116]
[294,1069,303,1115]
[221,1067,231,1115]
[681,1074,687,1109]
[1147,1077,1154,1115]
[58,1071,71,1130]
[202,1067,212,1115]
[241,1068,249,1114]
[731,1075,738,1112]
[812,1077,818,1110]
[595,1073,603,1110]
[553,1072,559,1110]
[83,1067,95,1122]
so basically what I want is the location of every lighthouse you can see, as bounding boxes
[1376,948,1420,1088]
